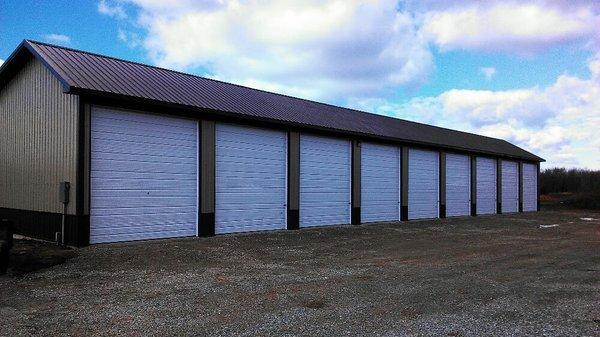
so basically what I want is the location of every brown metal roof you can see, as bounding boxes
[1,40,543,161]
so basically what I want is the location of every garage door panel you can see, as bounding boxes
[523,163,538,211]
[92,206,197,217]
[216,209,285,222]
[361,143,400,223]
[92,196,196,209]
[215,123,287,234]
[94,110,197,129]
[91,139,195,159]
[92,178,195,191]
[92,129,196,145]
[91,143,196,159]
[92,160,196,175]
[216,146,285,159]
[476,157,497,214]
[95,214,195,232]
[92,188,197,198]
[92,151,195,164]
[215,162,287,175]
[408,149,439,220]
[92,121,197,138]
[92,228,195,244]
[300,135,351,227]
[501,161,519,213]
[91,107,198,244]
[446,153,471,217]
[91,129,197,147]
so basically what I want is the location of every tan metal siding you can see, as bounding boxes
[0,58,79,215]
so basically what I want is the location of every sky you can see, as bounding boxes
[1,0,599,169]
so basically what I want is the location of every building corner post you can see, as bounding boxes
[75,99,90,247]
[199,120,216,236]
[518,161,524,212]
[439,152,446,218]
[351,140,361,225]
[537,162,541,212]
[470,155,477,216]
[496,159,502,214]
[287,131,300,229]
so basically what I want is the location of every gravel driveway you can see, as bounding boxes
[1,210,599,336]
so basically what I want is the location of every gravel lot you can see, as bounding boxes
[1,209,599,336]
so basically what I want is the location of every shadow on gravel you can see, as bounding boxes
[3,239,77,277]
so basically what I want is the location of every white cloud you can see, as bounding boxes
[117,28,141,48]
[102,0,600,168]
[119,0,433,101]
[353,56,600,169]
[0,59,4,67]
[106,0,600,101]
[480,67,496,80]
[98,0,127,19]
[421,2,600,54]
[43,34,71,44]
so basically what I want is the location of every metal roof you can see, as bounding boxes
[1,40,543,161]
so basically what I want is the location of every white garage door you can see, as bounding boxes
[300,135,351,227]
[476,157,497,215]
[445,153,471,217]
[523,163,538,212]
[501,160,519,213]
[361,143,400,223]
[215,124,287,234]
[90,107,198,244]
[408,149,439,220]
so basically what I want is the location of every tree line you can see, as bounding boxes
[540,168,600,194]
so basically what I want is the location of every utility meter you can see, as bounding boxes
[59,182,70,204]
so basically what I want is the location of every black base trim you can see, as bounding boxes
[497,203,502,214]
[439,204,446,218]
[519,202,523,213]
[471,203,477,216]
[351,207,361,225]
[0,208,89,246]
[401,206,408,221]
[287,209,299,230]
[199,212,215,237]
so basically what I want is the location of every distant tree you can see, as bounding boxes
[540,168,600,194]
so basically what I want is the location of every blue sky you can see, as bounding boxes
[1,0,599,169]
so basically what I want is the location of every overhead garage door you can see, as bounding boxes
[361,143,400,223]
[523,163,538,211]
[408,149,439,220]
[215,124,287,234]
[90,107,198,244]
[501,160,519,213]
[476,157,497,215]
[446,153,471,217]
[300,135,351,227]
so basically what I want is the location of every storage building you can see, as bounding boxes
[0,40,544,246]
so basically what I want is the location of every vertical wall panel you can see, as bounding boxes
[0,58,79,214]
